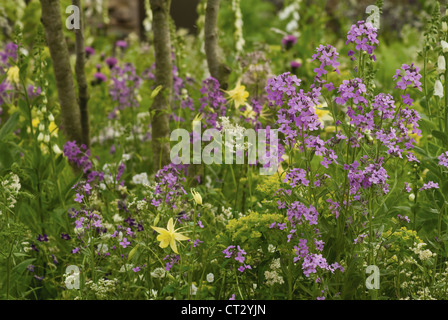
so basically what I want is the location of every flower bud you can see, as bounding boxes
[409,193,415,201]
[438,56,446,73]
[434,80,444,98]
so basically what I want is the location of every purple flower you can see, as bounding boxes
[119,237,131,248]
[420,181,439,191]
[393,64,422,92]
[27,85,41,99]
[282,35,297,49]
[85,46,95,57]
[115,40,128,49]
[37,234,49,242]
[72,247,80,254]
[397,214,410,223]
[284,168,309,187]
[74,193,84,203]
[345,20,379,59]
[94,72,107,83]
[61,233,71,240]
[105,57,118,69]
[132,267,140,272]
[438,151,448,168]
[229,294,236,300]
[27,265,35,272]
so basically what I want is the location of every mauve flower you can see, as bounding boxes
[282,35,297,49]
[94,72,107,83]
[115,40,127,49]
[105,57,118,69]
[85,46,95,57]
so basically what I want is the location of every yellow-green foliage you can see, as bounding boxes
[225,210,287,243]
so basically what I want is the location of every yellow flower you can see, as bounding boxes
[49,121,58,136]
[191,188,203,206]
[225,80,249,109]
[7,66,20,85]
[32,118,40,128]
[313,105,330,125]
[151,218,189,254]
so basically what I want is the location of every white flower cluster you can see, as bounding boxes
[409,242,436,261]
[264,258,284,286]
[278,0,302,34]
[1,173,21,211]
[85,278,118,300]
[151,267,166,279]
[231,0,245,54]
[217,116,252,153]
[132,172,149,186]
[216,206,233,225]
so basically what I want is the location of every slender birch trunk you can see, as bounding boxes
[150,0,172,171]
[39,0,83,145]
[204,0,230,89]
[72,0,90,148]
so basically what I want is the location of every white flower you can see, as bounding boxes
[206,273,214,283]
[48,113,55,122]
[43,134,50,143]
[434,80,444,98]
[37,132,44,142]
[52,144,62,154]
[151,267,166,279]
[190,283,198,295]
[132,172,149,185]
[438,56,446,74]
[97,244,108,254]
[113,214,123,223]
[442,40,448,53]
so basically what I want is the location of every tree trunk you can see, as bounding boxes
[204,0,230,89]
[150,0,172,171]
[40,0,83,145]
[73,0,90,149]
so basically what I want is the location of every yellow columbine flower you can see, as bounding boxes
[7,66,20,85]
[225,80,249,109]
[151,218,189,254]
[242,104,256,120]
[191,188,203,205]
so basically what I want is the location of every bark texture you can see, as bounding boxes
[40,0,83,145]
[73,0,90,148]
[150,0,173,171]
[204,0,230,89]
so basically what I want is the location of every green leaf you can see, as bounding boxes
[431,130,448,147]
[0,112,20,141]
[151,85,163,99]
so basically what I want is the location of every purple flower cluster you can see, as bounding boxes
[150,163,187,209]
[311,44,340,81]
[438,151,448,168]
[346,158,390,197]
[345,20,379,60]
[199,77,227,128]
[63,141,105,183]
[164,254,180,272]
[283,168,309,187]
[109,63,142,109]
[0,42,18,68]
[293,239,344,277]
[393,64,422,92]
[222,245,252,273]
[286,201,319,227]
[419,181,439,191]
